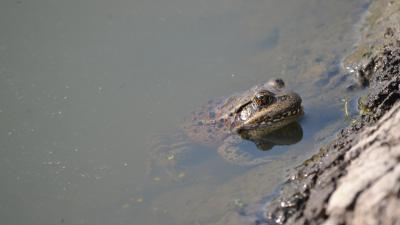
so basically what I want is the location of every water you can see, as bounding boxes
[0,0,369,224]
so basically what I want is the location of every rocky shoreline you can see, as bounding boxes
[264,0,400,224]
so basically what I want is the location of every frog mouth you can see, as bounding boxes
[247,105,303,127]
[259,105,303,125]
[234,92,303,132]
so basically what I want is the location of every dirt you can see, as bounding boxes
[263,0,400,224]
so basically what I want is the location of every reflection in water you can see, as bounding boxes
[240,122,303,151]
[147,123,303,183]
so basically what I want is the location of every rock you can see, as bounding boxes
[264,0,400,224]
[324,103,400,225]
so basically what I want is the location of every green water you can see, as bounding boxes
[0,0,369,224]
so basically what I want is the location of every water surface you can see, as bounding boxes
[0,0,369,224]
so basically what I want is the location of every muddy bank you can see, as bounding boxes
[264,1,400,224]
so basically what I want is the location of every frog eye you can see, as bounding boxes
[253,90,275,106]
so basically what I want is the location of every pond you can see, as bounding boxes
[0,0,370,224]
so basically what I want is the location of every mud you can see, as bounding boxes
[264,0,400,224]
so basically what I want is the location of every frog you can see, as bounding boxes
[148,78,303,174]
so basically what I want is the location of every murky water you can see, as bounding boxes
[0,0,370,224]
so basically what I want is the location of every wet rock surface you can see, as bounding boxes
[264,1,400,224]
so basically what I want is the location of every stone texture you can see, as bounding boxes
[264,0,400,223]
[324,102,400,225]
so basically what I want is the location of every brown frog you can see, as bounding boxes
[148,79,303,173]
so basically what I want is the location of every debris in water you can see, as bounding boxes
[177,172,186,179]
